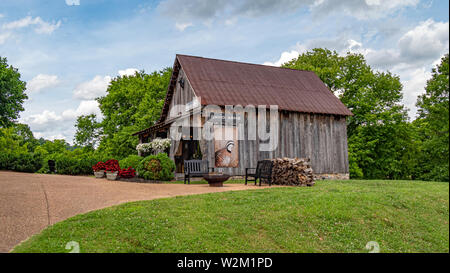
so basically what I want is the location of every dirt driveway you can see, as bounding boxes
[0,171,265,252]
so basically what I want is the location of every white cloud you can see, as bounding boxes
[62,100,102,120]
[359,20,448,71]
[175,22,193,31]
[27,74,60,93]
[73,68,139,100]
[22,67,138,142]
[159,0,419,29]
[399,67,431,117]
[21,110,63,133]
[46,134,67,141]
[224,17,238,26]
[2,16,61,34]
[65,0,81,6]
[27,110,62,124]
[73,75,111,100]
[0,32,10,44]
[312,0,419,20]
[398,19,449,63]
[20,100,101,143]
[263,50,301,67]
[264,19,448,119]
[118,68,138,76]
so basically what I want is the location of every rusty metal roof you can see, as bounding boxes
[134,54,352,136]
[177,54,353,116]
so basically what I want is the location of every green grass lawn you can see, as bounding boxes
[13,180,449,253]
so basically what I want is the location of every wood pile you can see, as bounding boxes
[271,158,315,186]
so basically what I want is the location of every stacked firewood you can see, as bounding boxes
[271,158,315,186]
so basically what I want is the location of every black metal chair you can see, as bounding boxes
[245,160,273,186]
[184,160,214,184]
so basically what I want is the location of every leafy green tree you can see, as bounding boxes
[96,68,172,158]
[74,114,100,149]
[284,48,412,179]
[40,139,70,155]
[0,57,28,127]
[414,54,449,181]
[0,127,29,155]
[13,123,38,151]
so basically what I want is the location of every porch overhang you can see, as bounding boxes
[132,121,173,137]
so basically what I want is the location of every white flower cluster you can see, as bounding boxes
[136,143,152,154]
[136,138,171,154]
[151,138,172,151]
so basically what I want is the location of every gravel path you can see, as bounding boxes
[0,171,266,252]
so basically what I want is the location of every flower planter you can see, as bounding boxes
[94,170,105,178]
[106,171,119,181]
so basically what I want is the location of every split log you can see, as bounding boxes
[270,158,315,186]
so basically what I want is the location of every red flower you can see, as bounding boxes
[104,159,120,172]
[119,167,136,178]
[92,162,106,172]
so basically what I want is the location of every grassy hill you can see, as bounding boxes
[13,180,449,253]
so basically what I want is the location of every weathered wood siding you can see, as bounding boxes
[167,68,197,119]
[201,111,349,175]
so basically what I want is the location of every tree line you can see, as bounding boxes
[0,50,448,181]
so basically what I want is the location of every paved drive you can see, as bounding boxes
[0,171,265,252]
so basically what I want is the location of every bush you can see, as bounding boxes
[47,152,102,175]
[0,153,14,170]
[349,157,363,179]
[119,155,142,169]
[0,152,42,173]
[348,149,363,179]
[137,153,175,181]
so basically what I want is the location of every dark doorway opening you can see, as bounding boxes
[174,127,202,173]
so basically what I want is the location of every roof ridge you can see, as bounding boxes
[176,54,315,73]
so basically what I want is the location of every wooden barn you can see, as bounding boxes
[133,55,353,179]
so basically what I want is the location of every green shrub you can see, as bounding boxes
[119,155,143,169]
[53,153,78,175]
[348,150,363,179]
[40,151,103,175]
[0,152,42,173]
[137,153,175,181]
[0,153,14,170]
[349,158,363,179]
[37,155,52,174]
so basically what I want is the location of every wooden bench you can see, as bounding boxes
[184,160,214,184]
[245,160,273,186]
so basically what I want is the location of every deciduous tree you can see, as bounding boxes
[284,49,412,179]
[414,54,449,181]
[74,114,100,149]
[0,57,27,127]
[96,68,172,158]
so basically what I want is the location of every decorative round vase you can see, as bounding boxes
[94,170,105,178]
[106,171,119,180]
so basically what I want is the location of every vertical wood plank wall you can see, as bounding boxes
[167,68,195,118]
[200,111,349,176]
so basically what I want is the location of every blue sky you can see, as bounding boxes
[0,0,448,143]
